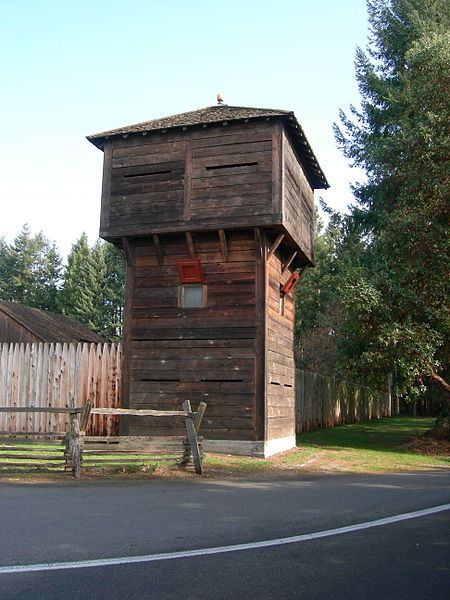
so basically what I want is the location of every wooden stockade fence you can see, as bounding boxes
[0,343,391,442]
[295,369,391,433]
[0,342,121,437]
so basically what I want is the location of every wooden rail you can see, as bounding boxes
[87,400,207,474]
[0,401,89,478]
[0,400,207,476]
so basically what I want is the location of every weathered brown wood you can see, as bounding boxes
[184,140,192,221]
[267,233,285,259]
[272,122,282,215]
[282,251,298,274]
[0,453,66,460]
[99,142,112,236]
[185,231,195,258]
[218,229,228,261]
[0,407,83,414]
[91,407,188,417]
[194,401,207,433]
[91,114,329,452]
[68,396,81,477]
[183,400,202,474]
[153,234,163,267]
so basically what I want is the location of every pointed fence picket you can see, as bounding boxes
[0,343,122,436]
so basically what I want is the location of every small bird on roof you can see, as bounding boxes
[217,92,224,104]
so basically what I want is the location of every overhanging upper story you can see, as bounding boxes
[88,105,329,267]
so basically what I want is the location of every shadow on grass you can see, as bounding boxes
[296,417,440,454]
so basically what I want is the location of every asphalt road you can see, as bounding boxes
[0,471,449,599]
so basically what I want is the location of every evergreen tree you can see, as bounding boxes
[0,225,62,311]
[334,0,450,404]
[58,237,125,339]
[0,237,9,300]
[58,233,100,329]
[295,210,341,374]
[93,241,125,339]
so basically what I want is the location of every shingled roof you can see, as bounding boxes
[87,105,329,190]
[0,300,106,343]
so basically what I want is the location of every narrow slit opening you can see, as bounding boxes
[205,162,258,171]
[124,170,172,179]
[140,378,180,382]
[270,382,281,386]
[201,378,244,383]
[283,384,293,388]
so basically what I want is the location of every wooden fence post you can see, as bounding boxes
[194,402,207,433]
[183,400,202,475]
[80,400,92,432]
[68,396,81,478]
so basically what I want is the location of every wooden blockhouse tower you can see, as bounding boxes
[88,105,328,457]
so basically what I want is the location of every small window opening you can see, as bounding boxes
[279,294,285,316]
[179,284,206,308]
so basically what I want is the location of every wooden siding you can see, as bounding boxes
[0,312,41,343]
[282,131,315,264]
[125,230,258,440]
[101,122,288,239]
[0,343,121,436]
[265,245,296,441]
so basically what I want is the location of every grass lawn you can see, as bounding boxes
[0,417,448,480]
[280,417,450,473]
[204,417,449,476]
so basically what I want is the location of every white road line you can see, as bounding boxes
[1,503,449,575]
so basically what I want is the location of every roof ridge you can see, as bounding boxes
[0,300,41,338]
[87,105,294,141]
[0,300,106,343]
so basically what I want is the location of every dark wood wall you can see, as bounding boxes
[0,312,41,343]
[102,122,279,239]
[265,247,296,441]
[282,131,315,264]
[101,121,315,266]
[99,118,317,446]
[123,229,259,441]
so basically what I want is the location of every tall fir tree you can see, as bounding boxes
[0,225,62,311]
[58,233,101,329]
[93,241,125,339]
[334,0,450,404]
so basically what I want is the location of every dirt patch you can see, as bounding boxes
[400,433,450,456]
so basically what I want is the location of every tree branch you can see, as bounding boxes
[429,366,450,395]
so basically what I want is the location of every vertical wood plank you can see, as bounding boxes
[183,400,202,475]
[183,140,192,221]
[100,142,112,235]
[272,121,282,215]
[254,228,266,442]
[120,242,135,436]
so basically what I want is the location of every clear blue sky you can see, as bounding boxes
[0,0,368,257]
